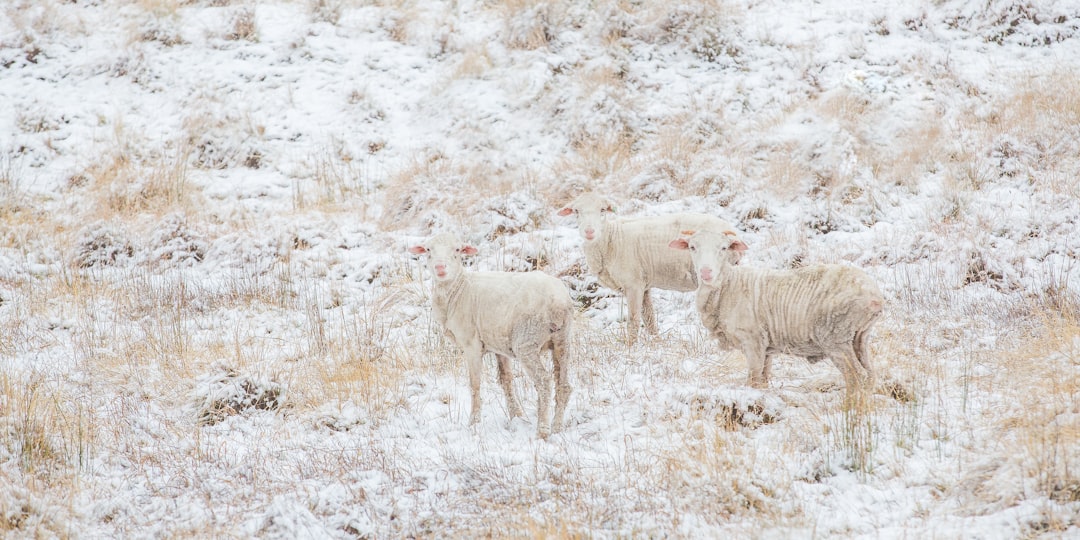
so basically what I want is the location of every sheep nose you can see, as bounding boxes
[584,228,595,240]
[699,267,713,282]
[434,263,447,277]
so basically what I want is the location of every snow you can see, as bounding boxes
[2,0,1079,537]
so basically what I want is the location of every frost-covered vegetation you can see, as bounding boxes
[1,0,1078,537]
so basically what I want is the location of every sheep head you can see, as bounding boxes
[408,232,477,282]
[669,230,748,286]
[556,192,615,243]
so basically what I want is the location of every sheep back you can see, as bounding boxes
[592,213,738,293]
[698,264,883,357]
[439,271,572,356]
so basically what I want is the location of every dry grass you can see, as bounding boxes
[993,312,1080,503]
[379,153,515,231]
[292,142,375,215]
[492,0,560,50]
[0,368,85,537]
[225,6,258,42]
[452,43,493,79]
[308,0,345,25]
[554,132,636,188]
[75,143,201,223]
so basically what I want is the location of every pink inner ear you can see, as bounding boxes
[557,207,574,216]
[460,245,478,256]
[408,245,427,254]
[730,240,749,252]
[668,238,690,250]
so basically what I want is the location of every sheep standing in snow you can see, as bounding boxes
[557,192,744,346]
[409,233,573,438]
[669,230,884,395]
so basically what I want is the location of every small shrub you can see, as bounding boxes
[193,366,284,426]
[73,223,134,269]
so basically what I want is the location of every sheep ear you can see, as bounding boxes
[557,207,574,217]
[459,245,478,256]
[669,238,690,250]
[408,245,428,255]
[729,240,749,252]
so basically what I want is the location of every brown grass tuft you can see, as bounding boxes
[226,7,258,42]
[76,143,200,222]
[991,310,1080,502]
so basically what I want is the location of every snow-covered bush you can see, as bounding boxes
[73,222,134,269]
[145,213,207,267]
[193,365,284,426]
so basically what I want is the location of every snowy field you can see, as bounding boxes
[1,0,1079,537]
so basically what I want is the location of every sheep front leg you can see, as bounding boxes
[741,341,769,389]
[496,354,524,419]
[463,343,484,425]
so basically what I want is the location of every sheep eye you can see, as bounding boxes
[689,245,696,252]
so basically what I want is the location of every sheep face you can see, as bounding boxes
[557,192,615,244]
[669,230,748,286]
[408,233,477,282]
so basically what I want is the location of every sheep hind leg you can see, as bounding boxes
[831,346,870,408]
[551,336,572,434]
[519,353,553,439]
[495,354,524,420]
[642,289,659,336]
[624,289,644,347]
[853,329,877,389]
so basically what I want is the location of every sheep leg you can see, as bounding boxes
[742,341,769,389]
[625,288,644,346]
[830,345,870,406]
[519,353,553,439]
[496,354,524,419]
[642,289,659,335]
[551,336,572,434]
[762,354,774,385]
[464,344,484,425]
[853,329,877,389]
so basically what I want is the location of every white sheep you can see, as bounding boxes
[669,230,884,395]
[409,233,573,438]
[557,192,743,346]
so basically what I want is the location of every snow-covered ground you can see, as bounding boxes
[1,0,1079,537]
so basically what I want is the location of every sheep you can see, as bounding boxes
[556,192,744,346]
[408,232,573,438]
[668,229,884,396]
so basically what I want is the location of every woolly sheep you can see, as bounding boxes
[669,230,884,395]
[557,192,743,346]
[409,233,573,438]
